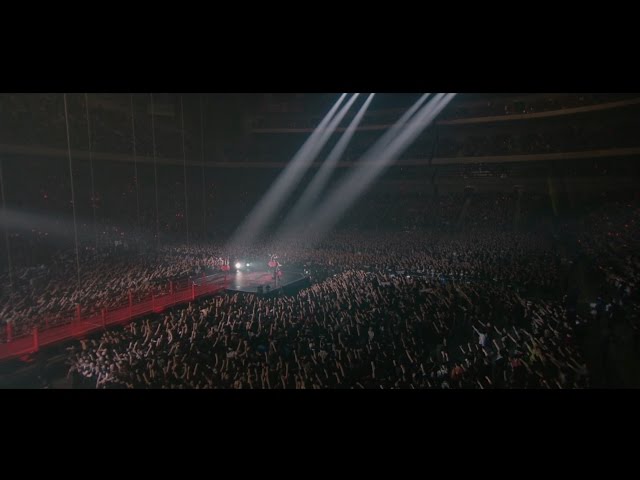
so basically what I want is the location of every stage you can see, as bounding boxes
[193,269,310,296]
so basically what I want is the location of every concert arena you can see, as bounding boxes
[0,92,638,389]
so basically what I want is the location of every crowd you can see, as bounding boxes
[437,93,638,121]
[59,189,639,388]
[0,190,610,343]
[436,120,639,158]
[1,93,639,387]
[336,191,554,232]
[3,94,639,168]
[575,199,640,349]
[0,186,637,387]
[0,243,224,339]
[0,94,198,159]
[67,268,588,389]
[248,94,638,130]
[244,109,640,167]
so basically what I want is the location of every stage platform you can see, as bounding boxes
[193,269,310,296]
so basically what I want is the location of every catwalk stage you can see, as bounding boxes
[193,269,310,296]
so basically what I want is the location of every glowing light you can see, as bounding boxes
[235,262,242,269]
[229,93,352,247]
[303,93,456,243]
[281,93,376,235]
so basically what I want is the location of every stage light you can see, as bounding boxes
[280,93,376,235]
[228,93,353,247]
[235,262,242,269]
[303,93,456,243]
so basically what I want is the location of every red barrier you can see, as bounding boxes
[0,274,228,362]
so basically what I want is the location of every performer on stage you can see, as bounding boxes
[269,254,280,281]
[221,257,230,280]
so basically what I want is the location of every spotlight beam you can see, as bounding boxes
[378,93,455,165]
[0,208,162,250]
[368,92,432,152]
[229,93,354,247]
[281,93,376,233]
[0,209,88,239]
[300,93,438,236]
[304,93,456,242]
[307,93,361,156]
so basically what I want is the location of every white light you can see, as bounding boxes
[246,263,251,267]
[229,94,348,247]
[235,262,242,269]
